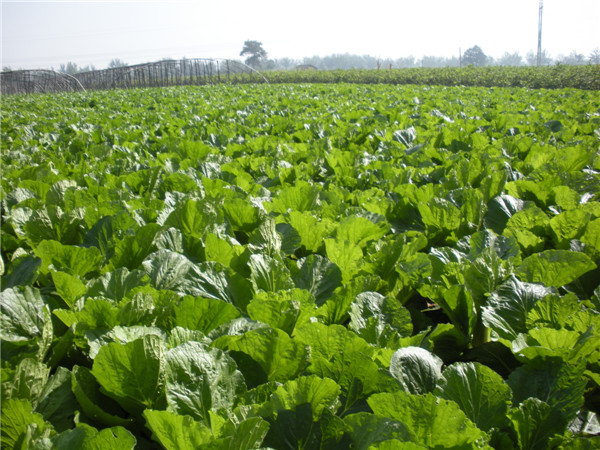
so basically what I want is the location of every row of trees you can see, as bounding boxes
[3,43,598,74]
[240,40,600,71]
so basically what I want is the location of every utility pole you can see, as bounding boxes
[537,0,543,66]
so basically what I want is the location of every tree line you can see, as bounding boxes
[3,42,599,74]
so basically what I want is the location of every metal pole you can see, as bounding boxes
[537,0,543,66]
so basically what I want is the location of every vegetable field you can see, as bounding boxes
[2,83,600,449]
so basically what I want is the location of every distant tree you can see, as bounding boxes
[59,62,79,75]
[557,51,585,66]
[526,50,552,66]
[590,48,600,65]
[108,58,128,69]
[498,52,523,66]
[240,40,268,69]
[462,46,487,67]
[2,65,12,72]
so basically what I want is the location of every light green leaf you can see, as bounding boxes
[349,291,413,347]
[164,341,246,424]
[388,347,443,395]
[223,197,262,233]
[214,327,308,382]
[287,210,335,253]
[367,391,489,449]
[516,250,596,287]
[144,409,214,450]
[324,238,363,282]
[343,412,413,450]
[51,423,136,450]
[335,215,389,248]
[51,271,87,307]
[0,286,50,345]
[246,289,316,335]
[289,254,342,305]
[267,181,320,214]
[295,322,382,394]
[91,335,165,413]
[142,249,192,292]
[173,295,241,334]
[34,240,103,277]
[435,362,512,431]
[86,267,148,303]
[248,254,295,293]
[108,223,161,271]
[1,398,52,449]
[184,261,253,310]
[164,198,220,238]
[270,375,342,421]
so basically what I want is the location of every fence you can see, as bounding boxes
[1,58,267,95]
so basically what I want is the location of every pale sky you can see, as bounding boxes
[2,0,599,70]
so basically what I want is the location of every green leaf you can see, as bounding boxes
[1,255,41,289]
[269,375,342,421]
[86,267,148,303]
[367,391,489,448]
[34,367,78,432]
[294,322,382,394]
[289,254,342,305]
[581,218,600,254]
[0,286,51,345]
[184,261,253,310]
[164,198,220,238]
[3,357,50,404]
[246,289,316,335]
[34,240,103,277]
[435,362,512,431]
[108,223,161,271]
[51,424,136,450]
[53,298,120,332]
[71,365,133,428]
[248,254,295,293]
[335,215,389,248]
[86,325,167,359]
[1,398,52,449]
[214,327,308,382]
[144,409,214,449]
[324,238,363,282]
[204,232,247,271]
[267,181,320,214]
[91,335,165,413]
[287,210,335,253]
[550,209,591,248]
[173,295,241,334]
[466,229,520,261]
[348,291,413,347]
[142,249,192,292]
[508,358,586,424]
[516,250,596,287]
[417,197,462,234]
[164,341,246,424]
[508,398,568,450]
[484,194,528,234]
[344,412,412,449]
[222,197,262,233]
[51,271,87,307]
[481,275,555,340]
[388,347,443,395]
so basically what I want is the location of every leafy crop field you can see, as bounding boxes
[1,83,600,448]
